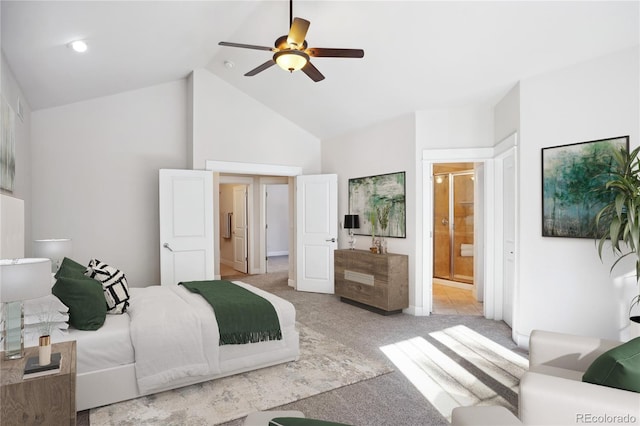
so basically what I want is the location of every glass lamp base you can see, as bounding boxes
[348,232,356,250]
[2,301,24,359]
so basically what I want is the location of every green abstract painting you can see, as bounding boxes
[542,136,628,238]
[349,171,406,238]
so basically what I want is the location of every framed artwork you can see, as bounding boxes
[542,135,629,238]
[348,171,406,238]
[0,95,16,192]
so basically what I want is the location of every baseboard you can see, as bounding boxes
[514,330,530,350]
[405,304,430,316]
[288,278,296,288]
[220,259,234,267]
[268,251,289,257]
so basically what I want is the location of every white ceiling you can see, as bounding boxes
[2,1,638,139]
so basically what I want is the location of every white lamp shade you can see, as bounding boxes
[0,258,52,302]
[33,239,72,261]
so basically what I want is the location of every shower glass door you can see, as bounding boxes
[433,174,450,279]
[433,170,474,284]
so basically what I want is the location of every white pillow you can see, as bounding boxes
[24,294,69,315]
[85,259,130,314]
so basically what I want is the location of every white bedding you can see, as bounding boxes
[71,313,133,374]
[68,281,297,395]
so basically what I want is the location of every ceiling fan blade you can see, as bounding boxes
[219,41,275,52]
[301,61,325,82]
[287,17,310,48]
[245,60,276,77]
[307,48,364,58]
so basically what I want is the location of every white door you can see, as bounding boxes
[232,185,248,274]
[159,169,214,286]
[296,174,338,293]
[502,150,517,327]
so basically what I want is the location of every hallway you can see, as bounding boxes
[220,255,289,278]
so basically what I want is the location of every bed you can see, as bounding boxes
[58,278,299,411]
[0,201,298,411]
[68,281,299,410]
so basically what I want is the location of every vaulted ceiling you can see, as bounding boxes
[2,1,638,139]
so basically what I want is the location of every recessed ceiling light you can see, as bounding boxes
[224,60,234,69]
[68,40,88,53]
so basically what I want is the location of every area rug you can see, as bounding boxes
[90,324,393,425]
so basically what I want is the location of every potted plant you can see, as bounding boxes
[595,145,640,324]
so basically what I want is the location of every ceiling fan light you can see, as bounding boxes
[274,50,308,72]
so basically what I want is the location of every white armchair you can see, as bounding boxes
[519,330,640,426]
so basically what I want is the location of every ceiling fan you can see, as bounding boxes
[218,0,364,82]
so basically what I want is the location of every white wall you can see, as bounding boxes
[416,106,495,151]
[266,184,289,256]
[1,51,32,253]
[189,69,321,173]
[518,46,640,341]
[31,81,188,286]
[322,114,418,309]
[494,83,520,144]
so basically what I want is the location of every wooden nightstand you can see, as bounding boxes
[1,340,77,425]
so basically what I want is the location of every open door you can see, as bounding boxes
[296,174,338,293]
[232,185,248,274]
[159,169,214,286]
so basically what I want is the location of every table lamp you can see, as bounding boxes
[33,239,72,273]
[344,214,360,250]
[0,258,52,359]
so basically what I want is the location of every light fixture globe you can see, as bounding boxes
[274,50,309,72]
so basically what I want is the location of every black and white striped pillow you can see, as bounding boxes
[85,259,130,314]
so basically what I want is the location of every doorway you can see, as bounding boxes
[432,163,480,315]
[422,134,519,342]
[219,183,248,277]
[265,183,290,274]
[433,164,475,285]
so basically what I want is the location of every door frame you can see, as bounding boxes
[205,161,302,281]
[422,133,518,324]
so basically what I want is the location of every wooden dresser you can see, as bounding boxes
[1,341,77,425]
[334,249,408,314]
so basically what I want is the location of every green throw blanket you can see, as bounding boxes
[179,280,282,345]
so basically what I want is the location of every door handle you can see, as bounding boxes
[326,238,336,243]
[163,243,174,252]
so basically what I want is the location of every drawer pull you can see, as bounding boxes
[344,270,374,286]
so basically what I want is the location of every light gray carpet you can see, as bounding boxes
[90,323,391,425]
[221,272,527,426]
[80,271,526,426]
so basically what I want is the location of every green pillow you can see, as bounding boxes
[55,257,87,278]
[582,336,640,392]
[269,418,352,426]
[52,272,107,330]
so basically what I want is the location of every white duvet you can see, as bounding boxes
[127,285,223,394]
